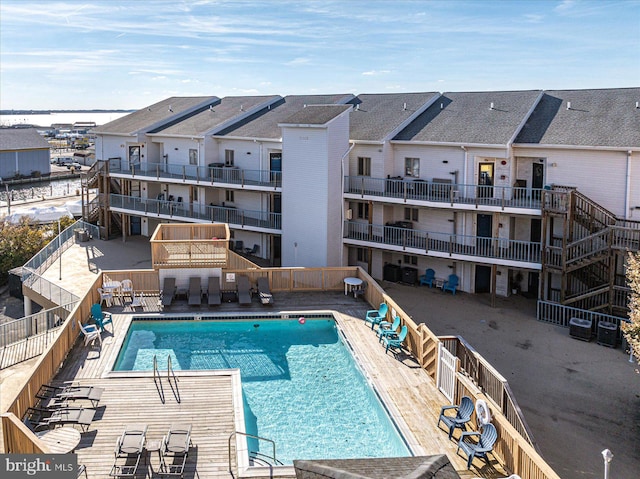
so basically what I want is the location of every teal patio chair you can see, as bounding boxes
[457,423,498,469]
[90,303,113,332]
[383,325,407,354]
[364,303,388,329]
[377,316,401,342]
[419,268,435,287]
[437,395,474,439]
[442,274,459,295]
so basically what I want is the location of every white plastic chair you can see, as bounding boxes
[78,321,102,347]
[121,279,134,300]
[97,287,113,307]
[130,292,143,309]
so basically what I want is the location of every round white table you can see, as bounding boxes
[36,426,81,453]
[343,277,363,295]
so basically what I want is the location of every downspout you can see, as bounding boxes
[340,142,356,266]
[625,150,632,219]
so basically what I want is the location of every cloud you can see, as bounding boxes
[285,58,311,66]
[362,70,391,76]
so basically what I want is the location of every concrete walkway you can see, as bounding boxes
[2,235,639,479]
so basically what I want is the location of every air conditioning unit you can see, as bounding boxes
[346,209,353,220]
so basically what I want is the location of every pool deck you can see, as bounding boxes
[40,293,505,479]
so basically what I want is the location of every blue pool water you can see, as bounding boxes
[114,318,411,464]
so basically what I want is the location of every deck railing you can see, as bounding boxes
[107,158,282,189]
[110,193,282,231]
[344,221,541,264]
[536,300,629,340]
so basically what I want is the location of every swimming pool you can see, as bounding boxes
[113,316,411,464]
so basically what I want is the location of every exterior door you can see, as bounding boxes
[532,162,544,200]
[478,162,494,198]
[475,265,491,293]
[270,152,282,185]
[476,214,492,253]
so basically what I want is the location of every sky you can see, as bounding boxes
[1,0,639,110]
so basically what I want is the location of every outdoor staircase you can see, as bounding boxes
[542,187,640,315]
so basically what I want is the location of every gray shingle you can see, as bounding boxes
[218,94,354,139]
[514,88,640,147]
[154,95,282,136]
[0,127,50,151]
[395,90,543,145]
[348,92,439,142]
[280,105,352,126]
[92,96,218,135]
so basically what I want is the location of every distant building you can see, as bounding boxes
[0,127,51,180]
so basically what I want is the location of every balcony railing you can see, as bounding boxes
[110,193,282,231]
[344,176,549,210]
[344,220,541,264]
[107,159,281,188]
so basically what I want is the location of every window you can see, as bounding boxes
[225,190,235,202]
[357,202,369,219]
[405,157,419,177]
[192,187,198,201]
[357,157,371,176]
[225,149,235,166]
[357,248,369,263]
[189,149,198,165]
[404,207,418,222]
[403,254,418,265]
[128,145,140,163]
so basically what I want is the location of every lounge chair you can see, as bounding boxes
[90,303,113,332]
[78,321,101,347]
[37,384,104,408]
[244,244,259,256]
[97,287,113,307]
[437,396,474,439]
[234,240,244,253]
[188,277,202,306]
[110,424,148,478]
[364,303,388,329]
[161,277,177,306]
[457,423,498,469]
[376,316,401,342]
[237,275,252,305]
[207,277,221,306]
[419,268,436,287]
[130,292,144,309]
[442,274,459,295]
[257,277,273,305]
[160,423,192,478]
[382,325,408,354]
[24,406,96,432]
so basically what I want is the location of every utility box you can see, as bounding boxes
[383,263,402,283]
[569,317,592,341]
[597,321,618,348]
[401,267,418,285]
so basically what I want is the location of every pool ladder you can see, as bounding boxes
[228,431,282,472]
[153,354,179,403]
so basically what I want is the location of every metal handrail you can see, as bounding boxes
[167,355,176,383]
[153,354,159,384]
[228,431,277,472]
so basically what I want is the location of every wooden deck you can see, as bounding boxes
[46,291,505,478]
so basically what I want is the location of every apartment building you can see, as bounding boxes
[89,87,640,314]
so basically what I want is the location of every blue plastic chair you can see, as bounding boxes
[437,396,474,439]
[457,423,498,469]
[419,269,435,287]
[90,303,113,332]
[364,303,388,329]
[377,316,401,342]
[442,274,459,295]
[383,325,407,354]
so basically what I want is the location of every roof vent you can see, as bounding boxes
[403,102,407,110]
[490,102,494,110]
[440,103,443,109]
[567,101,571,110]
[636,101,639,109]
[240,105,244,112]
[355,103,360,111]
[168,105,173,112]
[209,105,214,112]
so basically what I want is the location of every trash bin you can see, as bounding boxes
[569,317,592,341]
[597,321,618,348]
[74,228,89,242]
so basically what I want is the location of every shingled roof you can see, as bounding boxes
[152,95,282,136]
[92,96,218,135]
[347,92,439,142]
[394,90,542,145]
[280,105,352,126]
[0,127,50,151]
[514,88,640,148]
[217,94,354,139]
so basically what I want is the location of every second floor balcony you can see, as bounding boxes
[344,220,541,268]
[108,193,282,232]
[344,176,549,212]
[106,159,281,190]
